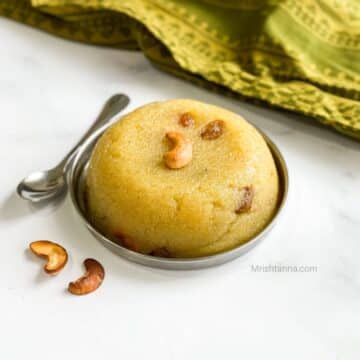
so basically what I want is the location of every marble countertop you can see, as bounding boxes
[1,18,359,360]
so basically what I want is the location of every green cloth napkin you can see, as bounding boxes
[2,0,360,140]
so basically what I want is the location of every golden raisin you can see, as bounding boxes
[179,112,194,127]
[114,232,139,252]
[200,120,225,140]
[235,186,254,214]
[150,247,171,258]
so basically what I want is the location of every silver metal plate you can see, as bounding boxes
[68,126,289,270]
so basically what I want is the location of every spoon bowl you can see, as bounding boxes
[17,168,66,202]
[17,94,129,203]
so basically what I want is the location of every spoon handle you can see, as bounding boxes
[58,94,129,170]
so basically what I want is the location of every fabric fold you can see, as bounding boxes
[1,0,360,140]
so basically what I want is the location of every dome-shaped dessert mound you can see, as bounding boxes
[86,99,279,258]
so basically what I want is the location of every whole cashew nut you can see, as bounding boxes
[68,258,105,295]
[29,240,68,275]
[164,131,192,169]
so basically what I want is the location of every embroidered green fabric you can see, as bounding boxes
[1,0,360,140]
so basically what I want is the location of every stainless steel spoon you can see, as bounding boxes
[17,94,130,202]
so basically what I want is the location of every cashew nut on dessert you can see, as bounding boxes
[164,131,193,169]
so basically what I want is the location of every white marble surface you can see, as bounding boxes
[1,18,360,360]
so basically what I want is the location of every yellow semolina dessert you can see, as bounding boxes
[86,99,279,258]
